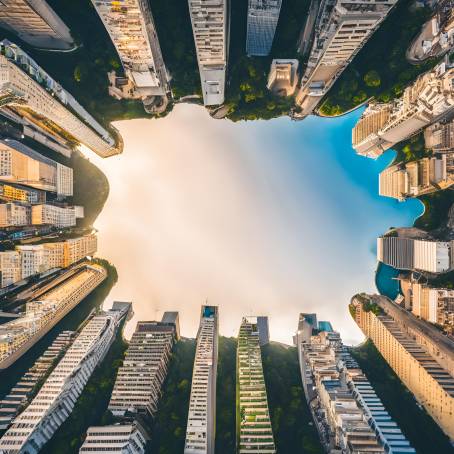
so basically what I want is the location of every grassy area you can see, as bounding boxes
[149,338,196,454]
[41,317,127,453]
[320,0,436,115]
[414,189,454,231]
[215,337,237,453]
[351,340,454,454]
[261,343,323,454]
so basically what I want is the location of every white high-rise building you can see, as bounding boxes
[0,0,73,50]
[246,0,282,57]
[353,60,454,158]
[0,302,131,453]
[296,0,397,117]
[0,139,73,197]
[188,0,229,106]
[184,306,218,454]
[0,40,123,157]
[79,422,149,454]
[108,313,179,418]
[377,233,453,273]
[0,250,21,288]
[0,202,29,227]
[90,0,169,113]
[31,204,77,228]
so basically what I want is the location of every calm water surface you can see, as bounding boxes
[89,104,422,344]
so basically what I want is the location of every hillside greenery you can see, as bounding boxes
[351,341,454,454]
[149,339,196,454]
[262,343,323,453]
[319,0,436,115]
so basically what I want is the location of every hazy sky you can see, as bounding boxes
[87,104,422,344]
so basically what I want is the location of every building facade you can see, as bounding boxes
[0,40,123,157]
[108,313,179,419]
[31,203,77,227]
[294,313,415,453]
[184,306,219,454]
[237,317,276,453]
[379,153,454,200]
[0,182,45,204]
[79,422,149,454]
[0,139,73,197]
[351,294,454,441]
[0,0,73,50]
[0,202,29,227]
[377,233,453,273]
[90,0,170,114]
[188,0,229,106]
[0,302,131,452]
[353,60,454,158]
[0,263,107,369]
[246,0,282,56]
[296,0,396,117]
[425,119,454,152]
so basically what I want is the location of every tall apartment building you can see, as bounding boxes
[184,306,219,454]
[79,422,149,454]
[0,202,29,227]
[0,181,46,204]
[108,312,180,419]
[237,317,276,453]
[246,0,282,57]
[0,139,73,197]
[379,153,454,200]
[351,294,454,441]
[0,40,123,157]
[353,60,454,158]
[90,0,170,114]
[377,231,453,273]
[0,233,98,288]
[0,302,131,452]
[31,204,77,228]
[0,0,73,50]
[295,0,396,118]
[425,119,454,152]
[294,314,415,453]
[188,0,229,106]
[0,262,107,369]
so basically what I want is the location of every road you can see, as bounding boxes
[297,0,319,56]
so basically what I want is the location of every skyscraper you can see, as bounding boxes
[246,0,282,57]
[184,306,218,454]
[377,231,453,273]
[90,0,170,114]
[188,0,229,106]
[237,317,276,453]
[108,314,179,419]
[0,0,73,50]
[0,302,131,452]
[353,59,454,158]
[295,0,397,117]
[351,293,454,441]
[0,40,123,158]
[0,140,73,197]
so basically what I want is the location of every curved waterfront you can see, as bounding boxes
[89,104,423,344]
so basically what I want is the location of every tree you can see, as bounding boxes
[363,70,381,87]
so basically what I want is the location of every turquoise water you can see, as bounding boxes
[375,263,401,300]
[93,104,423,344]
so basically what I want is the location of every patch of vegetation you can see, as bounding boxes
[70,150,109,227]
[41,318,128,454]
[320,0,436,115]
[149,339,196,454]
[350,340,454,454]
[215,337,237,453]
[262,343,323,454]
[414,189,454,231]
[392,132,428,164]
